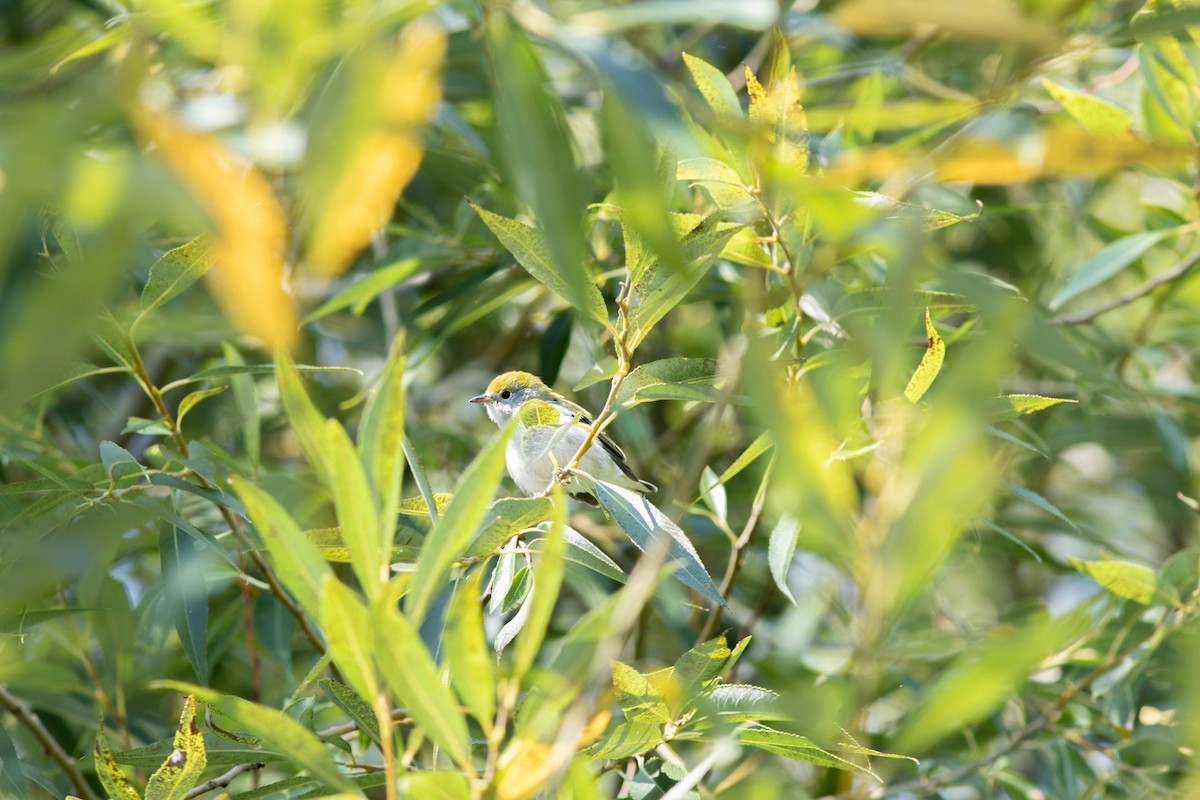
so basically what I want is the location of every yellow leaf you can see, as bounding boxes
[833,0,1058,48]
[745,65,809,171]
[305,20,446,276]
[1042,80,1131,137]
[827,123,1195,185]
[133,109,297,350]
[496,737,575,800]
[518,398,562,428]
[904,308,945,403]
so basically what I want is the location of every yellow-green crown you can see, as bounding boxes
[486,371,549,396]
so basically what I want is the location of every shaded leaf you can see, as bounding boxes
[1050,230,1171,310]
[593,480,727,609]
[767,515,800,605]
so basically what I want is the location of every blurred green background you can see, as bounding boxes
[2,0,1200,797]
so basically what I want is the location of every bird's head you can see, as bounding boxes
[470,371,552,425]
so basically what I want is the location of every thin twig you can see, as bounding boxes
[1054,250,1200,325]
[184,761,266,798]
[0,684,99,800]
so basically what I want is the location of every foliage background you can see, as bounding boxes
[2,0,1200,798]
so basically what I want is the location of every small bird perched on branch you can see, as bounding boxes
[471,371,656,504]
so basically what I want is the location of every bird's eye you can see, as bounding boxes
[500,390,512,400]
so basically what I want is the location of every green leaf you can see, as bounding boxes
[700,684,782,723]
[325,420,383,596]
[358,332,407,559]
[274,350,337,487]
[592,480,727,609]
[991,394,1077,420]
[903,309,945,403]
[518,398,562,428]
[1068,557,1159,605]
[319,679,381,746]
[160,364,361,394]
[612,661,671,724]
[95,723,141,800]
[0,721,26,798]
[470,202,608,325]
[372,601,471,767]
[767,515,799,605]
[513,491,567,679]
[627,214,743,345]
[738,725,877,778]
[1002,482,1077,530]
[467,497,554,557]
[398,771,473,800]
[590,720,662,760]
[673,635,746,700]
[145,696,207,800]
[231,477,334,619]
[221,343,260,468]
[407,420,514,624]
[485,15,600,329]
[616,358,720,408]
[1043,80,1132,137]
[682,53,744,127]
[100,440,144,483]
[398,493,454,517]
[529,527,626,583]
[320,576,378,701]
[1050,230,1171,310]
[159,523,209,684]
[176,385,227,430]
[154,682,356,792]
[303,257,428,323]
[444,570,495,726]
[139,235,215,316]
[111,735,285,768]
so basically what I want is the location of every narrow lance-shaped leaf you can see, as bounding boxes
[470,203,608,325]
[903,308,945,403]
[325,420,384,595]
[138,235,215,318]
[484,15,603,327]
[372,601,472,767]
[320,576,379,701]
[1043,79,1131,137]
[444,569,495,726]
[513,488,567,679]
[592,480,728,609]
[159,523,209,685]
[95,723,141,800]
[275,349,335,487]
[144,695,207,800]
[1049,230,1171,310]
[407,419,514,624]
[358,332,407,557]
[231,477,334,619]
[153,682,356,792]
[767,515,800,605]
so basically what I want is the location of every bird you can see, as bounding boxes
[470,371,656,504]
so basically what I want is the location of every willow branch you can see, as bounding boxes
[1054,250,1200,325]
[185,761,265,798]
[0,684,99,800]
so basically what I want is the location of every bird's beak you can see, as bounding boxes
[469,394,491,404]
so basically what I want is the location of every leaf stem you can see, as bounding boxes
[1054,249,1200,325]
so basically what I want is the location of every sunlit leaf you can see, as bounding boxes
[767,515,799,605]
[1068,557,1159,605]
[444,570,495,726]
[138,235,215,319]
[372,601,471,767]
[319,679,381,745]
[1043,80,1132,137]
[470,202,608,325]
[144,695,206,800]
[153,682,356,792]
[95,724,140,800]
[407,420,514,623]
[903,309,945,403]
